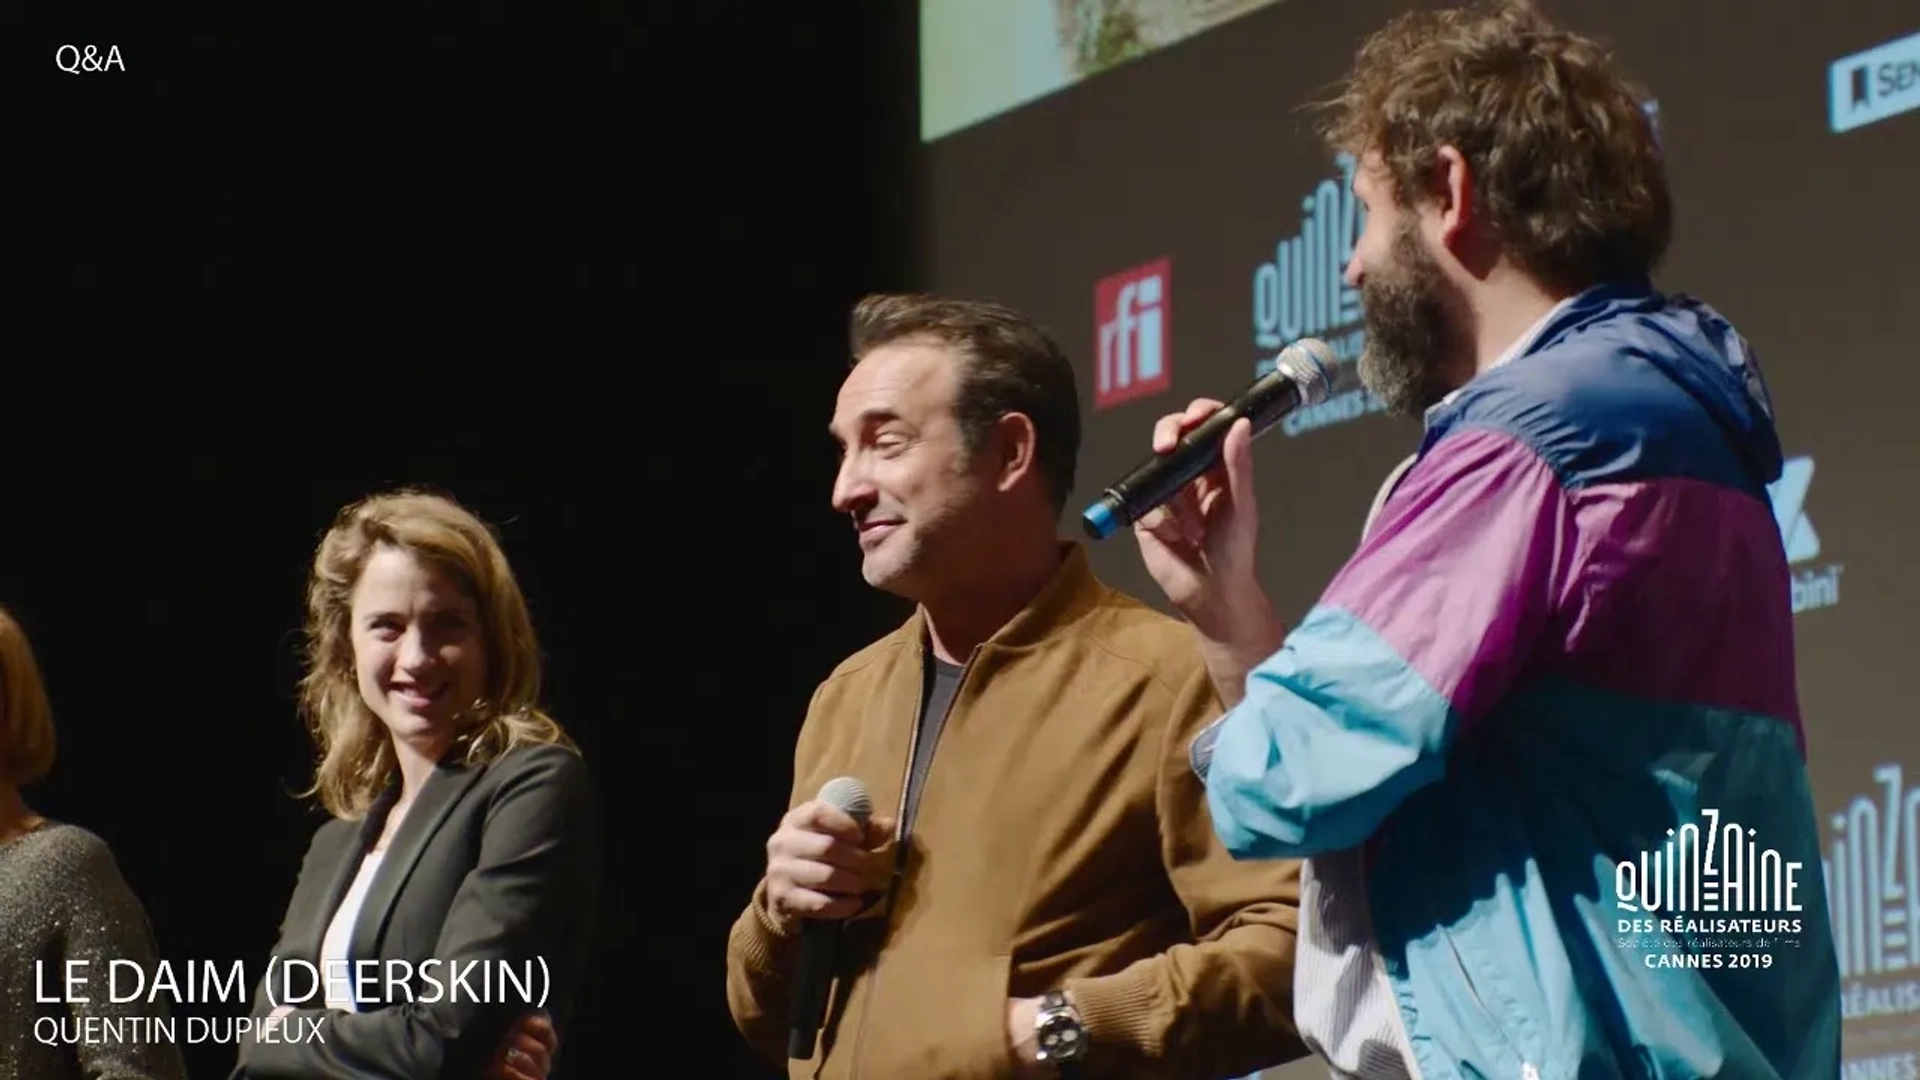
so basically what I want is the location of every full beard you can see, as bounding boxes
[1356,222,1466,417]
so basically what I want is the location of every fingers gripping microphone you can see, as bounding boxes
[788,776,874,1060]
[1080,338,1337,540]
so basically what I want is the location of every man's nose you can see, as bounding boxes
[832,457,875,515]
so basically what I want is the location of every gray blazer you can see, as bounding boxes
[233,742,599,1079]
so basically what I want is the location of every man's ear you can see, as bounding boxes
[990,412,1040,494]
[1430,144,1475,250]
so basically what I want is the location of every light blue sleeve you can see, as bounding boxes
[1200,604,1457,859]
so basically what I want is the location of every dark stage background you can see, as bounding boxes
[21,5,920,1078]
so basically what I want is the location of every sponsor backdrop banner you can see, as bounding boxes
[919,1,1920,1075]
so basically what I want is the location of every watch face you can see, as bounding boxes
[1037,1013,1086,1061]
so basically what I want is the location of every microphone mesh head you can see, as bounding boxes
[816,776,873,824]
[1278,338,1337,405]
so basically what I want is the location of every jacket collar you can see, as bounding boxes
[1423,277,1662,431]
[345,759,486,970]
[302,754,488,966]
[901,541,1105,656]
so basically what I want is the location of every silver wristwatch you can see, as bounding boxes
[1033,989,1088,1065]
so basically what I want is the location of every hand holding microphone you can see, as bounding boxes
[772,777,893,1060]
[1081,338,1335,544]
[1100,339,1334,635]
[1132,396,1261,617]
[765,779,894,930]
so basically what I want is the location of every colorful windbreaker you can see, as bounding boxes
[1201,280,1841,1079]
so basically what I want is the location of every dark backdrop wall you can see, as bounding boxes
[21,5,919,1077]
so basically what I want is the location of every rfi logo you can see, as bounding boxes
[1093,258,1171,410]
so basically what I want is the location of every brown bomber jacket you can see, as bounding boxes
[725,545,1306,1079]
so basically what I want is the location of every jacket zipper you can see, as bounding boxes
[846,639,978,1080]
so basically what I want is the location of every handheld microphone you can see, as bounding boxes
[787,776,874,1060]
[1080,338,1337,540]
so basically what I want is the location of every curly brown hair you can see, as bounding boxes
[1319,0,1671,294]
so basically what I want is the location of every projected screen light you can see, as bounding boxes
[919,0,1287,142]
[919,1,1920,1075]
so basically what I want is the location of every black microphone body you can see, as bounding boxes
[787,927,838,1059]
[787,777,874,1060]
[1081,338,1336,540]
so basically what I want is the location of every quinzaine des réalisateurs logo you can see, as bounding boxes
[1826,764,1920,1026]
[1613,809,1808,972]
[1249,153,1377,437]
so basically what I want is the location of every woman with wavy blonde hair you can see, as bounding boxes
[0,605,188,1080]
[233,490,600,1080]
